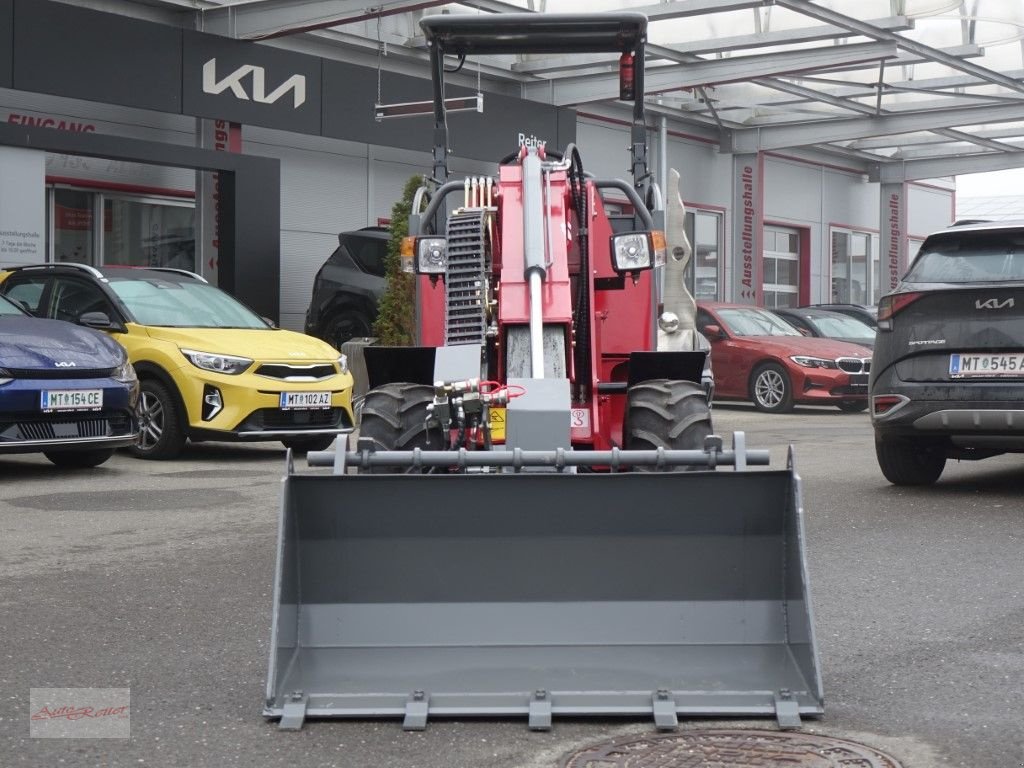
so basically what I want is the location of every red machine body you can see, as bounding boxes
[415,156,657,450]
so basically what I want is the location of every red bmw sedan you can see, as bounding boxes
[696,301,873,413]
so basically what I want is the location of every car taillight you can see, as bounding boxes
[871,393,909,417]
[877,292,923,330]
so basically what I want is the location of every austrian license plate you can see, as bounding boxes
[41,389,103,411]
[279,391,332,409]
[949,353,1024,377]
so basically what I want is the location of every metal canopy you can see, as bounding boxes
[111,0,1024,182]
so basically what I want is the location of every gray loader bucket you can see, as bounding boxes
[265,466,823,731]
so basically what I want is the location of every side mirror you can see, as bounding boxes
[702,323,725,340]
[78,311,125,333]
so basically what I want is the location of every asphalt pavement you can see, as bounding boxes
[0,404,1021,767]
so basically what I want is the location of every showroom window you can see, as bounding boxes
[46,187,195,269]
[831,228,880,304]
[763,226,800,308]
[683,209,722,300]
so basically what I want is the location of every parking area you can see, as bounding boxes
[1,405,1022,768]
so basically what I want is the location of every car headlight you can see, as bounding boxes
[114,359,137,383]
[790,355,838,369]
[338,354,349,374]
[0,366,11,386]
[180,348,253,375]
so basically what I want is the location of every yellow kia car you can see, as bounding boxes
[0,264,354,459]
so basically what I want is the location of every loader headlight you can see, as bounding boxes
[416,237,448,275]
[181,348,253,375]
[611,232,655,274]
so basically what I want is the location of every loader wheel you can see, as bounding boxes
[625,379,713,472]
[358,383,442,473]
[875,436,946,486]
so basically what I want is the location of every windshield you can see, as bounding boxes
[0,294,27,316]
[719,308,802,336]
[907,233,1024,283]
[810,314,875,340]
[109,278,270,329]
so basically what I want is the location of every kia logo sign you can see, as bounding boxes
[202,58,306,109]
[976,298,1015,310]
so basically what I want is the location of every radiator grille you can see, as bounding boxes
[837,357,871,374]
[255,364,337,381]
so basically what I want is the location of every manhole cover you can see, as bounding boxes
[561,730,903,767]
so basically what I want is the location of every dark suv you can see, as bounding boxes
[305,227,389,349]
[869,220,1024,485]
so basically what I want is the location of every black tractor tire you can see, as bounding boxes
[358,383,442,473]
[750,362,794,413]
[131,378,187,460]
[837,400,869,413]
[323,309,372,351]
[875,437,946,486]
[625,379,713,472]
[281,435,338,454]
[44,448,116,468]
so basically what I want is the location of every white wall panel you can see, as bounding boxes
[908,183,954,238]
[278,229,340,331]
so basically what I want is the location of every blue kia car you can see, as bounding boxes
[0,293,140,467]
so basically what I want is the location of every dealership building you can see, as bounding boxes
[3,0,1023,329]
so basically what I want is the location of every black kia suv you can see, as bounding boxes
[869,220,1024,485]
[304,227,389,349]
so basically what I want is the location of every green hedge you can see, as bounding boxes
[372,175,424,346]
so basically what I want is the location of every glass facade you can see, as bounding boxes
[831,228,880,304]
[46,186,195,270]
[683,209,722,300]
[763,226,800,308]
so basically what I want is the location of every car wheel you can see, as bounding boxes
[43,448,115,468]
[324,309,372,350]
[358,383,442,473]
[625,379,713,471]
[750,362,794,413]
[875,437,946,486]
[131,379,187,460]
[837,400,869,413]
[281,435,338,454]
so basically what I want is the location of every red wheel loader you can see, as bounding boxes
[266,12,823,732]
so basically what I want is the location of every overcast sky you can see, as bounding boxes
[955,168,1024,198]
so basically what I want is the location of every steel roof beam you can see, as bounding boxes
[849,124,1024,149]
[200,0,449,40]
[512,15,912,74]
[726,101,1024,153]
[654,15,913,59]
[623,0,775,21]
[521,41,898,106]
[775,0,1024,95]
[738,64,1021,109]
[871,151,1024,183]
[893,139,1024,160]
